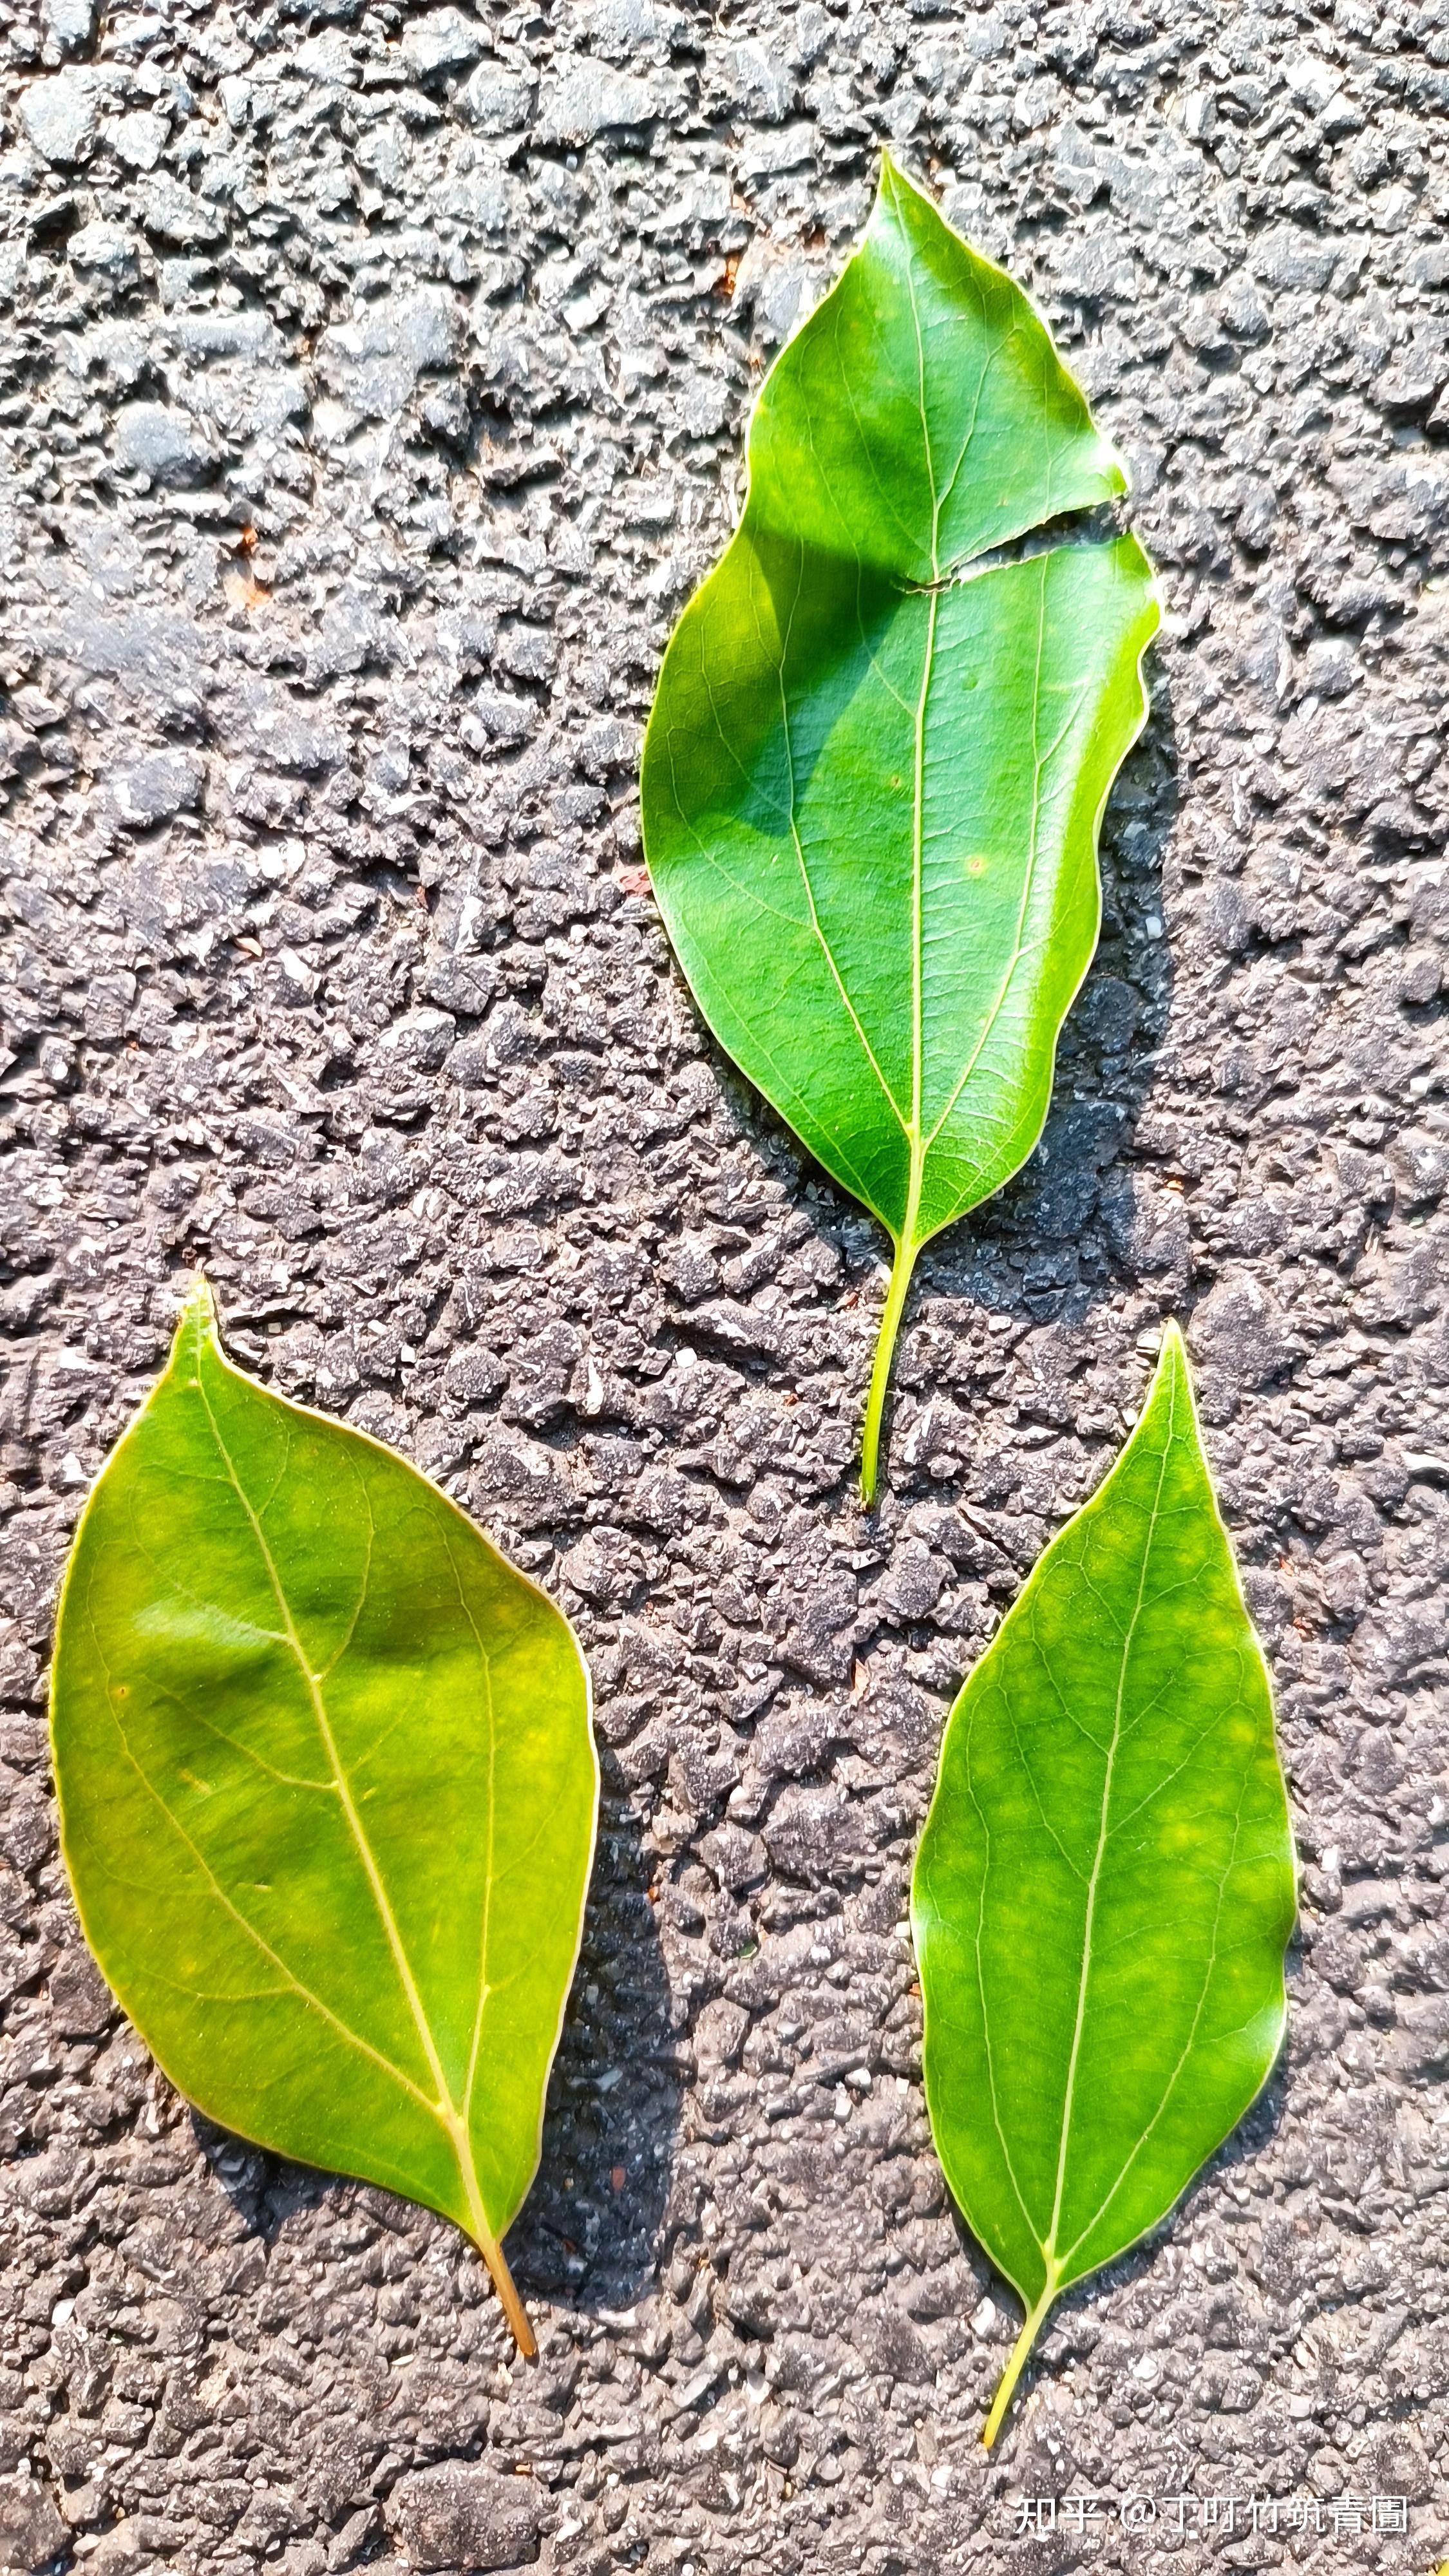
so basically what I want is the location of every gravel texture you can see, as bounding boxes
[1,0,1447,2572]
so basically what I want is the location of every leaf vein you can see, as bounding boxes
[79,1608,440,2120]
[191,1358,459,2130]
[1042,1367,1178,2264]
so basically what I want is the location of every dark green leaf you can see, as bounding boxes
[51,1285,597,2355]
[641,155,1159,1495]
[911,1325,1294,2443]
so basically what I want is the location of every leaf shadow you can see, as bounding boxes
[509,1754,683,2313]
[918,661,1184,1340]
[189,2117,440,2275]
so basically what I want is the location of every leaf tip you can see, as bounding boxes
[876,146,926,218]
[1137,1316,1190,1401]
[1156,1318,1198,1414]
[173,1274,219,1359]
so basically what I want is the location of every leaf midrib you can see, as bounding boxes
[1039,1380,1177,2280]
[190,1331,498,2248]
[764,180,1099,1241]
[757,549,1073,1234]
[902,186,938,1190]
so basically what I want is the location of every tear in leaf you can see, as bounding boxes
[641,154,1159,1497]
[911,1325,1294,2445]
[51,1284,598,2357]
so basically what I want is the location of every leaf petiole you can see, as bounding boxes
[478,2230,536,2361]
[981,2277,1057,2450]
[860,1231,920,1506]
[450,2110,538,2358]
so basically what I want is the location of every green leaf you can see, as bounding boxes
[911,1325,1294,2445]
[50,1283,597,2356]
[641,155,1159,1497]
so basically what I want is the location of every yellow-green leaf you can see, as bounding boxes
[912,1325,1294,2444]
[50,1283,597,2355]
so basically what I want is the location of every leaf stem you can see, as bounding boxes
[981,2279,1056,2450]
[861,1231,920,1506]
[450,2114,536,2360]
[479,2231,536,2360]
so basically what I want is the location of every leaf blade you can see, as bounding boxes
[911,1325,1295,2438]
[641,158,1159,1490]
[52,1285,598,2351]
